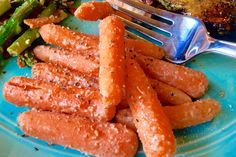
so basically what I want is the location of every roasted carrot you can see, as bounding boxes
[39,24,164,59]
[24,10,68,28]
[125,39,165,59]
[74,1,114,21]
[74,1,132,21]
[39,24,99,54]
[32,63,189,107]
[99,16,125,107]
[149,78,192,105]
[116,99,220,130]
[164,99,221,129]
[3,77,115,121]
[32,63,99,89]
[33,45,99,75]
[126,57,176,157]
[18,110,138,157]
[135,53,208,98]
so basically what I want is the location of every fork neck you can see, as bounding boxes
[206,37,236,58]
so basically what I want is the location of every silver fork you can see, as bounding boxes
[107,0,236,64]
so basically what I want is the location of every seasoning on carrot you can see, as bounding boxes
[33,45,99,75]
[116,98,220,130]
[18,110,138,157]
[39,24,165,60]
[135,53,208,98]
[126,56,176,157]
[149,78,192,105]
[4,77,115,121]
[99,16,125,107]
[125,39,165,59]
[32,63,99,89]
[39,24,99,53]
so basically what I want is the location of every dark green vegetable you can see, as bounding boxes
[18,49,37,67]
[7,2,57,56]
[0,0,40,53]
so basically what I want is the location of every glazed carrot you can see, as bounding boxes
[33,45,99,75]
[99,16,125,107]
[125,39,165,59]
[24,10,68,28]
[126,57,176,157]
[18,110,138,157]
[116,99,220,130]
[74,1,113,21]
[3,77,115,121]
[135,53,208,98]
[149,79,192,105]
[32,63,99,89]
[164,99,221,129]
[39,24,164,59]
[39,24,99,54]
[74,1,132,21]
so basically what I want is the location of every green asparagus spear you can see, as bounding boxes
[0,0,40,52]
[0,0,11,16]
[7,2,57,56]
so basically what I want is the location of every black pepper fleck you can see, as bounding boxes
[34,147,39,151]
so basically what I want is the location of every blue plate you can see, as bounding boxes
[1,2,236,156]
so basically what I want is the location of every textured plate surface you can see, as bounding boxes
[1,1,236,156]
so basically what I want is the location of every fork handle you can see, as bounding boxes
[206,39,236,58]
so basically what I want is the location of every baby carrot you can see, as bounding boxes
[164,99,221,129]
[116,98,220,130]
[18,110,138,157]
[39,24,164,59]
[135,53,208,98]
[4,77,115,121]
[32,63,99,89]
[125,39,165,59]
[39,24,99,54]
[126,57,176,157]
[33,45,99,75]
[99,16,125,107]
[74,1,114,21]
[149,78,192,105]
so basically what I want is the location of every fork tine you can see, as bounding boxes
[125,30,145,40]
[118,0,176,22]
[113,5,171,34]
[116,16,168,45]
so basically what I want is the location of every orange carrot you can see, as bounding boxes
[18,110,138,157]
[135,53,208,98]
[24,10,68,28]
[33,45,99,75]
[99,16,125,107]
[39,24,99,54]
[74,1,114,21]
[164,99,221,129]
[39,24,164,59]
[32,63,98,89]
[125,39,165,59]
[149,78,192,105]
[3,77,115,121]
[126,57,176,157]
[116,99,220,130]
